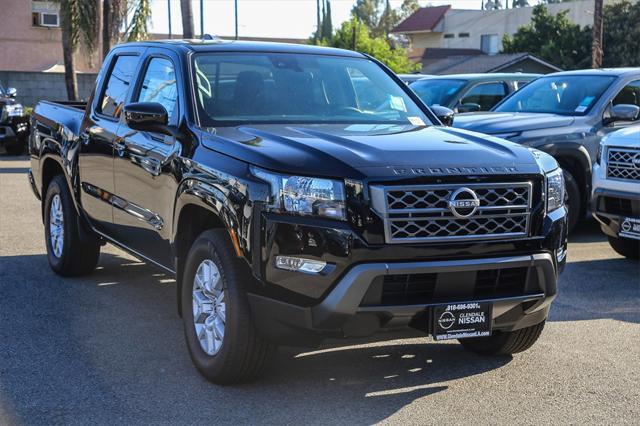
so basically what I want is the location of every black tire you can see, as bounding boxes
[563,169,580,234]
[44,175,100,276]
[608,236,640,260]
[459,321,545,356]
[181,229,275,384]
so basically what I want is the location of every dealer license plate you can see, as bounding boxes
[433,302,492,341]
[619,217,640,241]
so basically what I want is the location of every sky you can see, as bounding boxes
[148,0,507,39]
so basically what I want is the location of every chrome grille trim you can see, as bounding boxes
[370,182,533,244]
[607,147,640,181]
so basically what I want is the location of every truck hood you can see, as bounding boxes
[199,124,541,179]
[453,112,575,135]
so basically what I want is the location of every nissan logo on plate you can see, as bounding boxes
[448,187,481,218]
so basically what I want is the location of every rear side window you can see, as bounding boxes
[98,55,139,118]
[136,57,178,122]
[460,82,507,111]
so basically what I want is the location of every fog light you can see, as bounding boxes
[276,256,326,273]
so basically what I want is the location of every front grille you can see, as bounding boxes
[371,182,532,243]
[607,148,640,181]
[374,267,529,306]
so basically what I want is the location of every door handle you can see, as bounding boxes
[114,139,126,156]
[130,154,162,176]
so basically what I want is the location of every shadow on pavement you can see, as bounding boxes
[0,251,511,424]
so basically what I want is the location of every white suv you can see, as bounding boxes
[592,126,640,259]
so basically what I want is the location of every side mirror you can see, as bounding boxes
[6,87,17,98]
[430,105,455,126]
[123,102,170,134]
[456,103,481,113]
[606,104,640,124]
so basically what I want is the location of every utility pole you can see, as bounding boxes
[592,0,604,68]
[235,0,238,40]
[168,0,172,38]
[200,0,204,37]
[180,0,194,38]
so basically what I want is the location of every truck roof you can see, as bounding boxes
[545,68,640,77]
[122,38,365,58]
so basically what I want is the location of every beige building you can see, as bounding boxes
[0,0,101,72]
[393,1,624,55]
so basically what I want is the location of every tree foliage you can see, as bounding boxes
[318,18,420,73]
[351,0,417,38]
[602,0,640,67]
[502,5,591,69]
[314,0,334,42]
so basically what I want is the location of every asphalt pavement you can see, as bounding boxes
[1,156,639,425]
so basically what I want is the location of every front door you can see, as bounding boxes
[111,52,182,269]
[79,53,142,233]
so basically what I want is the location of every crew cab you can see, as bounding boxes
[29,40,567,384]
[592,126,640,259]
[453,69,640,232]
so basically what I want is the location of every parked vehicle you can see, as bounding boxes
[453,69,640,232]
[409,73,539,113]
[592,126,640,259]
[29,40,567,384]
[398,73,433,84]
[0,83,29,155]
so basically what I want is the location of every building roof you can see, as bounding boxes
[408,47,483,63]
[391,5,451,34]
[420,53,561,75]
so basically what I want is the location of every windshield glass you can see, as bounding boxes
[409,79,466,106]
[495,75,616,115]
[192,53,430,126]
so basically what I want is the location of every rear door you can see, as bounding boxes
[111,48,184,269]
[457,81,508,112]
[78,49,143,233]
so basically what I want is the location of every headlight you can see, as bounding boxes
[252,167,346,220]
[546,168,565,213]
[2,103,24,119]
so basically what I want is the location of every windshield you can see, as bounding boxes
[192,53,430,126]
[495,75,616,115]
[409,79,466,106]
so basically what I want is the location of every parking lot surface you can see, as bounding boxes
[1,156,639,425]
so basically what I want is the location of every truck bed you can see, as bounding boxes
[33,100,87,137]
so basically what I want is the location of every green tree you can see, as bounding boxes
[399,0,420,19]
[376,0,399,38]
[512,0,530,7]
[602,0,640,67]
[314,0,333,42]
[502,5,591,70]
[321,18,420,73]
[351,0,381,29]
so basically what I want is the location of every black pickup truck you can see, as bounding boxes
[29,40,567,384]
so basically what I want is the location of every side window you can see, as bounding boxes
[612,80,640,108]
[137,57,179,122]
[98,55,139,118]
[460,82,507,111]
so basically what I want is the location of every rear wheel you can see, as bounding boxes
[182,229,275,384]
[563,169,580,233]
[608,236,640,260]
[459,321,545,355]
[44,175,100,276]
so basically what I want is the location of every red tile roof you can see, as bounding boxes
[391,5,451,34]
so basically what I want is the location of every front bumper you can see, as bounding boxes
[0,119,28,154]
[0,124,17,153]
[592,187,640,238]
[248,253,557,346]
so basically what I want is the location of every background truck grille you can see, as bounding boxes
[371,182,532,243]
[607,148,640,181]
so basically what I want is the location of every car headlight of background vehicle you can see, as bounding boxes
[252,167,346,220]
[546,168,565,213]
[1,103,24,121]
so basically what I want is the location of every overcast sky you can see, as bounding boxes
[149,0,538,39]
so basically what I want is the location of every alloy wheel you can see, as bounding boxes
[49,194,64,258]
[192,259,226,355]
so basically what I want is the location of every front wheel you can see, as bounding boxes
[563,169,580,233]
[459,321,545,356]
[608,236,640,260]
[44,175,100,276]
[181,229,275,384]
